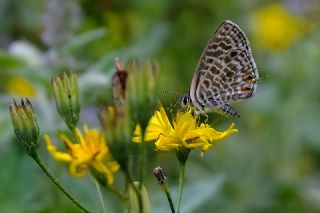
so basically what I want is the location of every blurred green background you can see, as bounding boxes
[1,0,320,212]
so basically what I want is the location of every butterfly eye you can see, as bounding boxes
[248,73,254,80]
[183,97,188,105]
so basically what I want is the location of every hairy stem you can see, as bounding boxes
[93,178,106,213]
[176,161,186,213]
[32,153,91,213]
[138,131,146,212]
[163,186,175,213]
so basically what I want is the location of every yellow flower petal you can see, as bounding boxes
[45,126,119,185]
[155,135,181,151]
[136,105,239,156]
[132,105,174,143]
[93,161,115,185]
[44,134,73,162]
[70,159,89,177]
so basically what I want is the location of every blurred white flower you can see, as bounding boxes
[8,41,42,67]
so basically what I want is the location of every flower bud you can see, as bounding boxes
[9,98,39,156]
[153,166,167,185]
[126,59,159,131]
[99,104,132,169]
[112,58,128,107]
[52,72,80,130]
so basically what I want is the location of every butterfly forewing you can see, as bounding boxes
[189,20,259,115]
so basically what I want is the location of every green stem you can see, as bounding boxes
[138,142,146,184]
[138,131,146,183]
[93,178,106,213]
[176,160,186,213]
[31,153,91,213]
[125,176,131,213]
[138,131,146,212]
[107,185,128,200]
[69,127,78,142]
[163,186,175,213]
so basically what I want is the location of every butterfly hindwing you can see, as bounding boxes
[189,20,259,115]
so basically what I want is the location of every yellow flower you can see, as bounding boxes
[7,77,36,97]
[133,106,238,156]
[44,125,119,185]
[251,3,309,51]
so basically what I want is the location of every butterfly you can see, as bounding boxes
[181,20,259,117]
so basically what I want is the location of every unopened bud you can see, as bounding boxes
[51,72,80,130]
[126,59,159,131]
[98,105,131,168]
[9,98,39,156]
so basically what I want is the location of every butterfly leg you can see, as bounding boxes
[203,113,209,123]
[217,104,240,117]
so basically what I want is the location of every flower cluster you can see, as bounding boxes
[9,58,240,213]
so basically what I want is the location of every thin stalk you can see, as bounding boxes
[138,130,146,212]
[107,185,128,200]
[125,176,131,213]
[69,127,78,142]
[164,188,175,213]
[93,178,106,213]
[31,153,91,213]
[176,161,186,213]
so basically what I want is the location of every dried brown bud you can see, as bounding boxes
[153,166,167,185]
[112,58,128,104]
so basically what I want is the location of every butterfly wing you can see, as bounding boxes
[189,20,259,112]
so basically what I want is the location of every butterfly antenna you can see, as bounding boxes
[173,96,184,109]
[160,90,183,96]
[160,90,185,110]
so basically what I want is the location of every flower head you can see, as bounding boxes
[153,166,168,185]
[133,106,238,156]
[51,72,80,130]
[7,77,37,97]
[126,59,159,131]
[9,99,39,156]
[44,125,119,185]
[251,3,311,51]
[99,105,132,168]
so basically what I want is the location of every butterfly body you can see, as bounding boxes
[185,20,259,117]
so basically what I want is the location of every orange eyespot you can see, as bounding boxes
[243,73,255,83]
[241,84,252,93]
